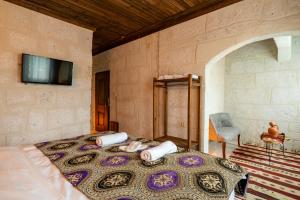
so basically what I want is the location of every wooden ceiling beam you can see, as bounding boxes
[172,0,192,10]
[4,0,243,55]
[183,0,202,7]
[5,0,97,31]
[92,0,242,55]
[61,0,144,30]
[123,0,169,21]
[92,0,154,26]
[147,0,185,15]
[38,0,134,34]
[107,0,158,24]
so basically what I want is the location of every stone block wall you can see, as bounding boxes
[92,34,158,138]
[93,0,300,152]
[0,1,93,146]
[225,38,300,150]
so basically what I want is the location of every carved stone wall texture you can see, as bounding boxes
[92,0,300,151]
[0,0,93,146]
[225,38,300,150]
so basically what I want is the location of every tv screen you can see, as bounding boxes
[22,53,73,85]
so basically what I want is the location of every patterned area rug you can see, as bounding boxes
[230,144,300,200]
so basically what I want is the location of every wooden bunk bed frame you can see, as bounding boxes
[153,74,201,151]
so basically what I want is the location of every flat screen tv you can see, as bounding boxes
[22,53,73,85]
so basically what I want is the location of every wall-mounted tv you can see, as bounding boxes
[22,53,73,85]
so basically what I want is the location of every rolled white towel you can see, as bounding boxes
[140,141,177,161]
[96,132,128,147]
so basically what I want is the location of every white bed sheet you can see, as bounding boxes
[0,145,88,200]
[0,145,235,200]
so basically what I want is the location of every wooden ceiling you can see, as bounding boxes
[5,0,242,55]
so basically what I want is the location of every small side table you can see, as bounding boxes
[260,133,286,165]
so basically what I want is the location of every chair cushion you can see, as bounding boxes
[221,119,232,127]
[218,127,240,141]
[210,113,233,129]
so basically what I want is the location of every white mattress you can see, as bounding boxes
[0,145,235,200]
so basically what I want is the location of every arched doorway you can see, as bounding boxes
[202,31,300,154]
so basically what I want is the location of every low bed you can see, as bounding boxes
[0,132,248,200]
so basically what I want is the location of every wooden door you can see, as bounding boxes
[95,71,110,131]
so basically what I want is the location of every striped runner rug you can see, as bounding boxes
[230,144,300,200]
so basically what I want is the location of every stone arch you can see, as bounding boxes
[201,30,300,153]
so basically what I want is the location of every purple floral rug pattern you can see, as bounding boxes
[147,170,179,191]
[178,155,204,167]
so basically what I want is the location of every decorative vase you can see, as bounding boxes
[268,127,279,137]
